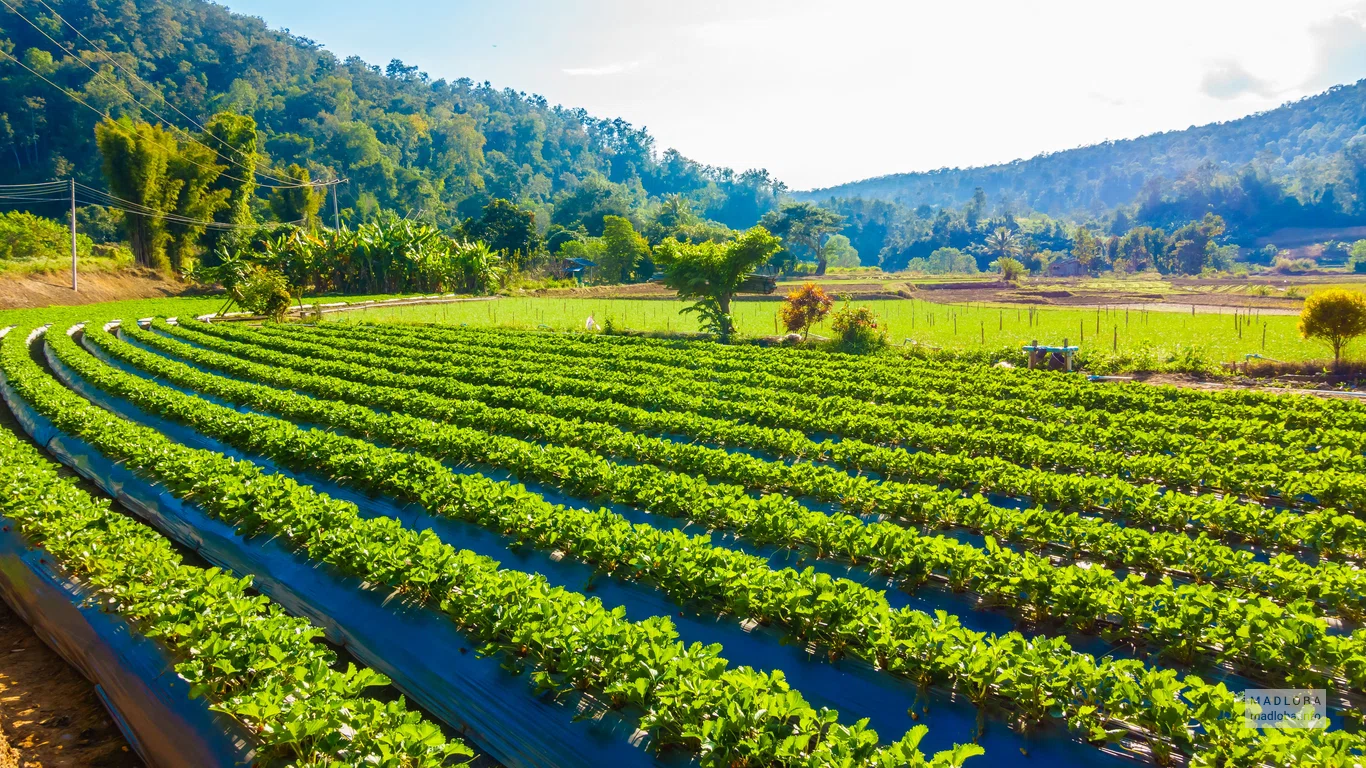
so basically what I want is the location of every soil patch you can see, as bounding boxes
[0,599,139,768]
[0,269,200,311]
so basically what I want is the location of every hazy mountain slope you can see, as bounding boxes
[799,81,1366,216]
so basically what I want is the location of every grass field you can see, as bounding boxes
[337,296,1337,364]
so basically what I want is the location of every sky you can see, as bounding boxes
[221,0,1366,191]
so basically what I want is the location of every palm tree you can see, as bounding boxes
[984,227,1022,263]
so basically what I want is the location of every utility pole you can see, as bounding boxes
[332,181,340,231]
[70,178,77,292]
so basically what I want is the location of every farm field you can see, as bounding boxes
[339,296,1333,365]
[2,309,1366,766]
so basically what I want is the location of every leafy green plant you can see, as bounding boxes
[0,361,468,767]
[8,323,977,768]
[238,266,294,321]
[80,320,1366,764]
[831,302,888,351]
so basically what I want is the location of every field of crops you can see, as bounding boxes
[338,297,1333,365]
[2,312,1366,767]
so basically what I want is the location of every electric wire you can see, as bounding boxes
[0,16,342,191]
[1,0,309,187]
[29,0,291,184]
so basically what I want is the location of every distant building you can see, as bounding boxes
[548,256,598,283]
[1047,258,1087,277]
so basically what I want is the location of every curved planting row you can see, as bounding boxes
[396,319,1366,431]
[0,332,469,768]
[170,318,1366,561]
[122,320,1366,620]
[4,324,973,768]
[338,321,1366,440]
[324,321,1366,466]
[276,321,1366,513]
[52,321,1366,766]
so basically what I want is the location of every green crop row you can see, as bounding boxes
[327,321,1366,466]
[126,319,1366,622]
[276,321,1366,514]
[0,332,470,768]
[401,322,1366,430]
[172,318,1366,562]
[61,321,1366,764]
[6,325,967,768]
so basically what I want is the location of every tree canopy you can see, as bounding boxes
[654,226,782,339]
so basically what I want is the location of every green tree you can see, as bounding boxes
[822,234,860,268]
[95,117,181,269]
[1070,227,1100,267]
[268,164,327,229]
[467,198,542,269]
[1168,213,1226,274]
[202,111,259,254]
[760,202,845,275]
[995,256,1026,283]
[165,140,230,272]
[654,226,782,340]
[1299,289,1366,369]
[983,227,1022,264]
[1349,240,1366,272]
[599,215,651,283]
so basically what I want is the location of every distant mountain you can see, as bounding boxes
[797,81,1366,217]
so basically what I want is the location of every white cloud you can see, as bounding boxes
[561,60,640,76]
[1200,60,1277,100]
[1304,3,1366,89]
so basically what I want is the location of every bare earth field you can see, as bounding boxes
[0,269,195,312]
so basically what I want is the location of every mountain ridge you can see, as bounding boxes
[796,79,1366,217]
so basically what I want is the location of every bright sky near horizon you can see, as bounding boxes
[221,0,1366,191]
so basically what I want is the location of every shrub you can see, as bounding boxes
[0,211,96,261]
[239,267,294,321]
[831,303,887,352]
[778,282,834,340]
[1272,256,1315,274]
[995,256,1026,283]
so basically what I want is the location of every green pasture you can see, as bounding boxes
[336,296,1337,364]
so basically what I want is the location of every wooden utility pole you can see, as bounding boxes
[70,178,77,292]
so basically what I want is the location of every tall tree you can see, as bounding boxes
[1070,227,1100,267]
[268,164,327,229]
[203,111,259,254]
[95,117,182,269]
[983,227,1022,264]
[654,226,782,339]
[165,140,230,272]
[760,202,845,275]
[467,198,542,269]
[599,215,651,283]
[1167,213,1226,274]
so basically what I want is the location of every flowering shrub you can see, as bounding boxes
[831,303,887,351]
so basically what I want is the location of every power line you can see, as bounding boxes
[0,21,341,192]
[1,0,309,188]
[30,0,290,184]
[0,181,69,189]
[3,178,334,230]
[0,46,265,187]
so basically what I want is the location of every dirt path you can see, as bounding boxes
[0,600,140,768]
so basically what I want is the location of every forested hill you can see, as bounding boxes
[0,0,784,231]
[798,80,1366,216]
